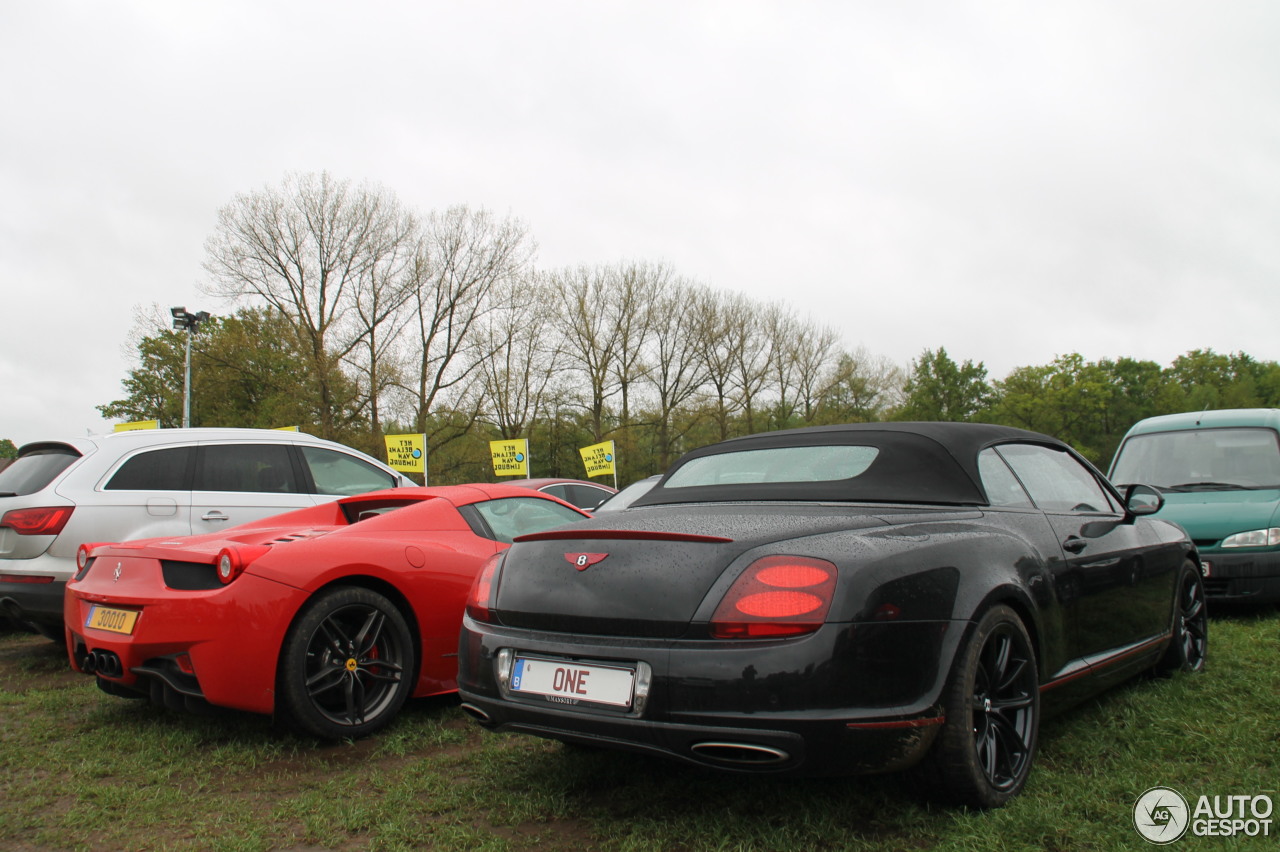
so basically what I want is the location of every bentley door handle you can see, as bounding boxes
[201,511,230,522]
[1062,536,1087,554]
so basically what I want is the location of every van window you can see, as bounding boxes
[1111,428,1280,490]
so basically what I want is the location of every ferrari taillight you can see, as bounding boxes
[216,548,243,584]
[75,542,112,580]
[466,553,503,623]
[710,556,838,639]
[211,544,271,585]
[1,506,74,536]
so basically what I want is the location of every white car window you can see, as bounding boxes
[104,446,192,491]
[195,444,302,494]
[300,446,398,496]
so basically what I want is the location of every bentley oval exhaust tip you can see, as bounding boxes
[459,702,492,723]
[690,741,790,766]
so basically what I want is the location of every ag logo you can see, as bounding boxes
[1134,786,1190,844]
[565,553,608,571]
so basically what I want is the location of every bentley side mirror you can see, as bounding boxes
[1123,483,1164,516]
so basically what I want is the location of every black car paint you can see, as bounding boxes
[456,424,1196,778]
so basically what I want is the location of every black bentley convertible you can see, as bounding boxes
[457,423,1207,807]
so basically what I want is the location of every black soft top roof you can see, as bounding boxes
[634,422,1074,507]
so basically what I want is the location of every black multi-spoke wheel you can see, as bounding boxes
[1157,561,1208,675]
[278,587,415,739]
[930,605,1039,808]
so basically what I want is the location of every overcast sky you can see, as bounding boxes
[2,1,1277,446]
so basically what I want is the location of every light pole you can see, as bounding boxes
[170,307,211,429]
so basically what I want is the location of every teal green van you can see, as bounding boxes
[1109,408,1280,603]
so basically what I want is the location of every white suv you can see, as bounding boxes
[0,428,412,638]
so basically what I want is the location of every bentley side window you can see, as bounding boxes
[977,448,1034,508]
[996,444,1116,514]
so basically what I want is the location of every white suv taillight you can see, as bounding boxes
[1,506,75,536]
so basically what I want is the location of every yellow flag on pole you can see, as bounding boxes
[384,434,427,474]
[579,440,616,478]
[490,439,530,477]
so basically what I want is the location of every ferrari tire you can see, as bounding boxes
[1156,561,1208,676]
[278,586,415,740]
[929,605,1039,808]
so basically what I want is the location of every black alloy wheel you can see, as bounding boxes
[278,586,415,739]
[930,605,1040,808]
[1157,560,1208,675]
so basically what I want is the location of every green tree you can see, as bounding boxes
[990,354,1124,463]
[895,348,992,422]
[98,307,362,442]
[1162,349,1280,411]
[0,439,17,459]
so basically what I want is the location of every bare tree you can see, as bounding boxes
[202,172,416,439]
[609,261,665,432]
[644,276,711,468]
[771,312,841,427]
[547,264,624,441]
[343,208,420,444]
[818,348,906,423]
[396,206,536,445]
[474,276,558,439]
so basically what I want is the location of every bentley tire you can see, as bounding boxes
[929,605,1040,808]
[1156,560,1208,675]
[278,586,415,740]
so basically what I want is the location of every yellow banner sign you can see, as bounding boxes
[113,420,159,432]
[579,440,616,478]
[384,434,427,474]
[490,439,530,477]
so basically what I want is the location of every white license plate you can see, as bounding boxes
[1201,561,1212,577]
[510,657,634,707]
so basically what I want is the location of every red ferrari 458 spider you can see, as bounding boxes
[64,484,589,738]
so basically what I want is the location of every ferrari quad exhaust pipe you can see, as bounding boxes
[690,741,790,766]
[80,649,124,678]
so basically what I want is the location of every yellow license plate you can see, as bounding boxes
[86,606,138,635]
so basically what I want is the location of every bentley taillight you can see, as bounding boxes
[1,506,74,536]
[466,553,503,623]
[710,556,838,639]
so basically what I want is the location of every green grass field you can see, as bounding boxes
[1,607,1276,851]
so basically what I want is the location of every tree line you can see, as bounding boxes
[96,171,1280,484]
